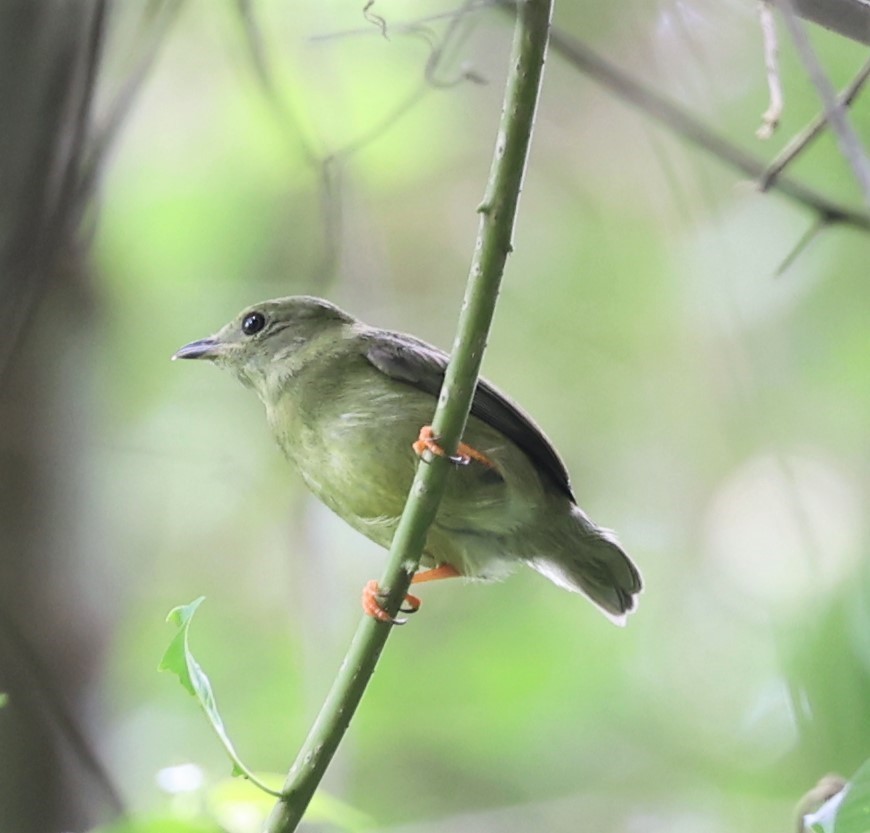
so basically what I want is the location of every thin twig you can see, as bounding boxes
[233,0,319,166]
[232,0,341,285]
[308,1,492,43]
[775,216,827,275]
[363,0,389,39]
[523,10,870,232]
[424,0,486,88]
[774,0,870,207]
[331,0,488,158]
[760,56,870,191]
[263,0,553,830]
[81,0,186,197]
[329,86,427,160]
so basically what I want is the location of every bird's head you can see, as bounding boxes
[173,295,354,398]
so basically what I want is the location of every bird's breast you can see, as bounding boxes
[266,385,420,534]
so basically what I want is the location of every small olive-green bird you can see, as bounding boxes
[174,296,641,625]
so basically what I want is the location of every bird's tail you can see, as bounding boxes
[528,506,642,626]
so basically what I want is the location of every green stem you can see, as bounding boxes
[264,2,553,829]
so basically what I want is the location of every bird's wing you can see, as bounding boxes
[362,331,575,501]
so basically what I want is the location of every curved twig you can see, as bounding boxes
[263,0,554,830]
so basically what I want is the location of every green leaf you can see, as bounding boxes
[0,692,7,708]
[209,776,375,833]
[159,598,204,697]
[834,759,870,833]
[159,597,281,797]
[805,760,870,833]
[808,791,847,833]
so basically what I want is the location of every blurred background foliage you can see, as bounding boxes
[1,1,869,832]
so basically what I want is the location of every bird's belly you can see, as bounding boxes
[289,411,417,547]
[271,388,546,571]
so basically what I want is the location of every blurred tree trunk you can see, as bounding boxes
[0,2,121,831]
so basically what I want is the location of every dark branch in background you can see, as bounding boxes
[233,0,491,288]
[0,0,108,381]
[80,0,186,200]
[330,88,428,158]
[0,607,125,817]
[499,3,867,231]
[793,0,870,45]
[233,0,342,286]
[233,0,319,165]
[531,13,870,232]
[0,0,183,824]
[0,0,184,379]
[774,0,870,208]
[0,14,115,814]
[322,0,870,233]
[423,0,487,87]
[761,56,870,191]
[0,2,116,829]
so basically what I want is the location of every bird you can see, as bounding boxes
[173,296,641,625]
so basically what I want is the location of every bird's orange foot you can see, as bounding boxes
[362,579,421,625]
[413,425,495,469]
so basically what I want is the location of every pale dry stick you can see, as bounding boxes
[424,0,486,87]
[757,1,784,139]
[775,0,870,207]
[760,56,870,191]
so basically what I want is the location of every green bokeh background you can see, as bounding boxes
[61,1,870,830]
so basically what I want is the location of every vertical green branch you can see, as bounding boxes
[265,2,553,830]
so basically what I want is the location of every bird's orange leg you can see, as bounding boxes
[362,579,397,624]
[411,563,462,584]
[361,564,462,624]
[413,425,495,469]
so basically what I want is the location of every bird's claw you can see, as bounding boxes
[362,579,421,625]
[412,425,492,469]
[399,595,422,614]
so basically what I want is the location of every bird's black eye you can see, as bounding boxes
[242,311,266,336]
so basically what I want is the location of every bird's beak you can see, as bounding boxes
[172,336,222,361]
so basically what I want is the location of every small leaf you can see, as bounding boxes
[159,598,281,797]
[210,776,375,833]
[807,790,847,833]
[834,759,870,833]
[159,598,205,697]
[803,760,870,833]
[0,692,7,708]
